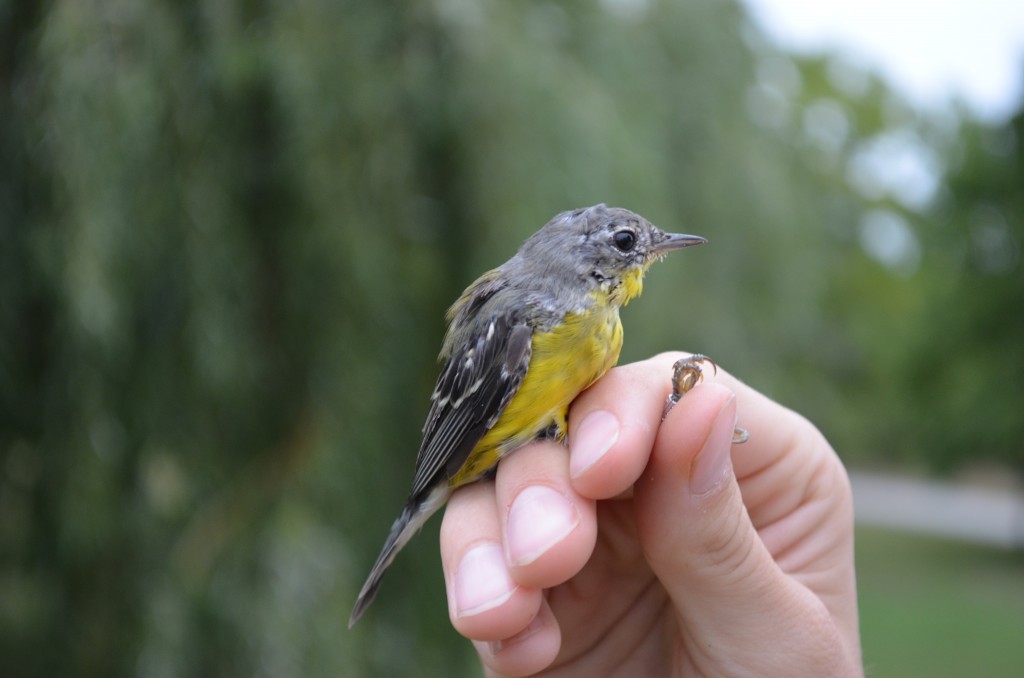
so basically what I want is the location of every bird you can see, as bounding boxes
[349,204,707,627]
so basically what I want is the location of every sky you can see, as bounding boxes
[741,0,1024,122]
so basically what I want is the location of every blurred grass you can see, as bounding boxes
[856,526,1024,677]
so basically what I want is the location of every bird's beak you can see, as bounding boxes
[654,232,707,253]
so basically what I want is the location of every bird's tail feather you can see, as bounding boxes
[348,486,451,627]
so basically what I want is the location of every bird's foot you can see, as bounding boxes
[663,354,748,444]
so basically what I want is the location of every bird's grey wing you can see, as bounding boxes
[409,313,533,500]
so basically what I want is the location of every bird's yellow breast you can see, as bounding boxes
[613,267,645,306]
[448,304,624,486]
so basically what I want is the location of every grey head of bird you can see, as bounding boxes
[505,204,706,307]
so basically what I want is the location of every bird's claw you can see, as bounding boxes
[663,354,714,419]
[663,354,749,444]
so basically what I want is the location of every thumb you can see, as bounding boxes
[634,382,792,641]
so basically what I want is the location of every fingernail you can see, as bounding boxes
[487,613,545,655]
[506,486,579,566]
[453,542,517,618]
[570,410,620,478]
[689,397,737,496]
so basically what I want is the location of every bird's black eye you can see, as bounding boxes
[613,229,637,252]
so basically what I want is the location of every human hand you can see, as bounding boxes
[439,353,862,677]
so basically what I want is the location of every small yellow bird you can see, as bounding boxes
[349,204,706,626]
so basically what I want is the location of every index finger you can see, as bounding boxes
[568,351,827,494]
[566,357,669,500]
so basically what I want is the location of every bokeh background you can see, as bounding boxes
[2,0,1022,676]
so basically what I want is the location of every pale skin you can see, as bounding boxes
[439,353,863,677]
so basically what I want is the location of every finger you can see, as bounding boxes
[637,353,848,530]
[678,357,857,590]
[440,480,543,642]
[645,353,859,655]
[495,439,598,591]
[634,383,778,606]
[644,352,827,483]
[704,366,860,649]
[473,598,561,678]
[635,383,798,634]
[706,369,819,480]
[567,360,668,500]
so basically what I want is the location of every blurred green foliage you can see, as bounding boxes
[1,0,1021,676]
